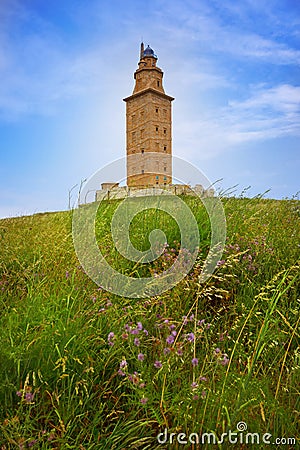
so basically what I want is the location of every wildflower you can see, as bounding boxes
[193,394,199,401]
[206,323,211,329]
[164,319,169,324]
[65,271,69,279]
[169,324,176,330]
[217,260,225,267]
[28,440,37,447]
[163,347,171,355]
[138,353,145,361]
[191,382,198,389]
[220,355,230,366]
[189,314,195,321]
[131,328,139,335]
[25,392,34,403]
[177,348,183,356]
[108,332,115,346]
[187,332,195,342]
[130,372,140,385]
[134,337,140,346]
[171,330,177,337]
[198,319,205,326]
[16,391,22,397]
[166,335,174,345]
[215,348,221,354]
[120,359,127,369]
[139,382,145,388]
[121,333,128,340]
[192,358,198,366]
[137,322,143,330]
[154,360,162,368]
[201,390,207,398]
[143,329,149,336]
[118,369,126,376]
[200,376,207,382]
[140,397,148,404]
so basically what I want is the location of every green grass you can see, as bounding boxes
[0,196,299,449]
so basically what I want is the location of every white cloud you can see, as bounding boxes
[173,83,300,160]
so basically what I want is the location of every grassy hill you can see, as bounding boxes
[0,196,299,448]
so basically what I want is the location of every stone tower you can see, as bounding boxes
[123,43,174,187]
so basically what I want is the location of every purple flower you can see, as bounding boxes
[65,271,69,279]
[193,394,199,401]
[163,347,171,355]
[138,353,145,361]
[191,382,198,389]
[16,391,22,397]
[192,358,198,366]
[171,330,177,337]
[169,324,176,330]
[134,338,140,346]
[187,332,195,342]
[206,323,211,329]
[166,335,174,345]
[118,369,126,376]
[198,319,205,326]
[25,392,34,403]
[201,390,207,398]
[217,260,225,267]
[177,348,183,356]
[28,440,37,447]
[143,329,149,336]
[215,348,221,354]
[137,322,143,330]
[120,359,127,368]
[108,332,115,346]
[154,360,162,368]
[139,382,145,388]
[131,328,139,335]
[200,376,207,382]
[140,397,148,404]
[220,355,229,366]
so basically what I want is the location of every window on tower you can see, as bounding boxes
[155,108,159,113]
[156,126,159,132]
[142,169,144,174]
[141,148,144,154]
[163,128,167,135]
[157,80,160,87]
[164,146,167,151]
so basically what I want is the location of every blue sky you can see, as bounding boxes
[0,0,299,218]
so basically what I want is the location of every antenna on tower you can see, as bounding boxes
[140,40,144,60]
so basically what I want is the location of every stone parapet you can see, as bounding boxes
[95,184,214,201]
